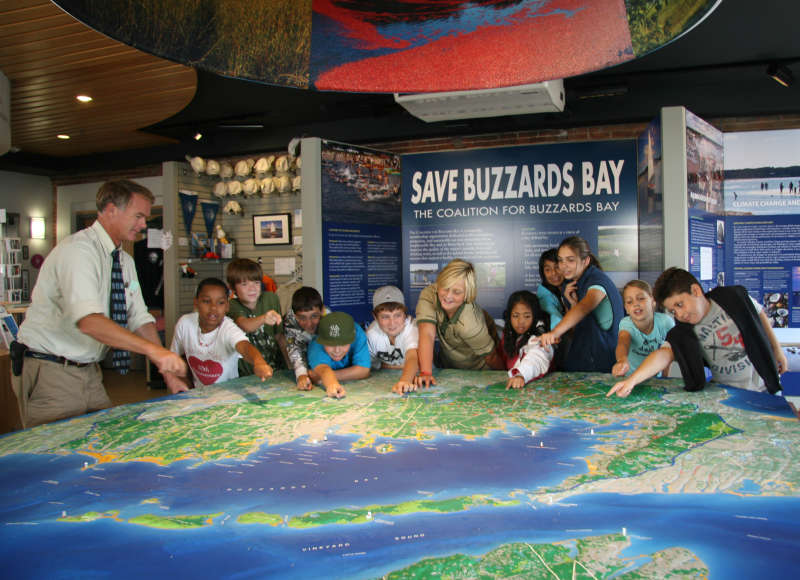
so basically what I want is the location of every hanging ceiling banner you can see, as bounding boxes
[53,0,721,92]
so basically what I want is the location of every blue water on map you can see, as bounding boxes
[716,385,796,418]
[724,177,800,214]
[1,418,798,579]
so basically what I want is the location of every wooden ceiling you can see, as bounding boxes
[0,0,197,158]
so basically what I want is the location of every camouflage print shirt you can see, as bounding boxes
[283,306,330,379]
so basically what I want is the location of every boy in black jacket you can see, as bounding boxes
[607,267,787,398]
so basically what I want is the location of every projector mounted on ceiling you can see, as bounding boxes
[394,79,565,123]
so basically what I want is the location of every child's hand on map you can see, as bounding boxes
[254,361,273,381]
[392,380,417,394]
[262,310,282,327]
[296,374,313,390]
[606,379,635,398]
[612,359,630,377]
[326,382,346,399]
[506,376,526,390]
[414,373,436,389]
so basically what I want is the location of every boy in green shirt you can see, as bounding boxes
[226,258,288,375]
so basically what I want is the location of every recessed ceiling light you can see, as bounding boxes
[76,95,93,103]
[57,134,71,140]
[194,132,203,141]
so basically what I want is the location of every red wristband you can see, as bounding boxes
[418,371,432,376]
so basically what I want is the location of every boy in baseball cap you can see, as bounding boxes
[366,285,420,394]
[307,312,370,398]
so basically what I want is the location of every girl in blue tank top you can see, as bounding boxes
[612,280,674,377]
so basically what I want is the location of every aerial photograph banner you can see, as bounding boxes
[685,110,725,290]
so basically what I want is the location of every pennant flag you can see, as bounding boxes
[178,190,198,237]
[201,201,220,238]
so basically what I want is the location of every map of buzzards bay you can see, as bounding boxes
[0,370,797,578]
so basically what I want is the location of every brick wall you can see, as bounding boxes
[369,114,800,155]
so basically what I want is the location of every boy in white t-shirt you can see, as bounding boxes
[164,278,273,393]
[366,285,420,394]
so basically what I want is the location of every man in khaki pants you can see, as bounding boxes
[12,180,186,428]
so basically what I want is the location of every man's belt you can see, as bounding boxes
[24,350,93,368]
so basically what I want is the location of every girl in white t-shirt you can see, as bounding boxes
[165,278,273,392]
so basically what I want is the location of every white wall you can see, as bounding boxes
[660,106,689,270]
[0,170,54,290]
[56,176,165,242]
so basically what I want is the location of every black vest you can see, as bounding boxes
[666,285,781,394]
[562,265,624,372]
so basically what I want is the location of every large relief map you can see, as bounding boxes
[0,370,797,578]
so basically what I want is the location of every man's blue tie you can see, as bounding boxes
[110,248,130,374]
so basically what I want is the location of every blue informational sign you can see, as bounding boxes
[722,129,800,330]
[402,140,638,318]
[321,141,403,327]
[322,222,402,327]
[688,208,726,292]
[723,213,800,329]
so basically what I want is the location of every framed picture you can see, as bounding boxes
[253,213,292,245]
[22,245,29,260]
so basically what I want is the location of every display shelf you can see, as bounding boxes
[0,237,22,304]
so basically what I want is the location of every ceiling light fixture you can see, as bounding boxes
[193,132,203,141]
[766,63,793,87]
[57,134,70,140]
[76,95,93,103]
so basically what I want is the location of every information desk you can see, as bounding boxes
[0,370,797,578]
